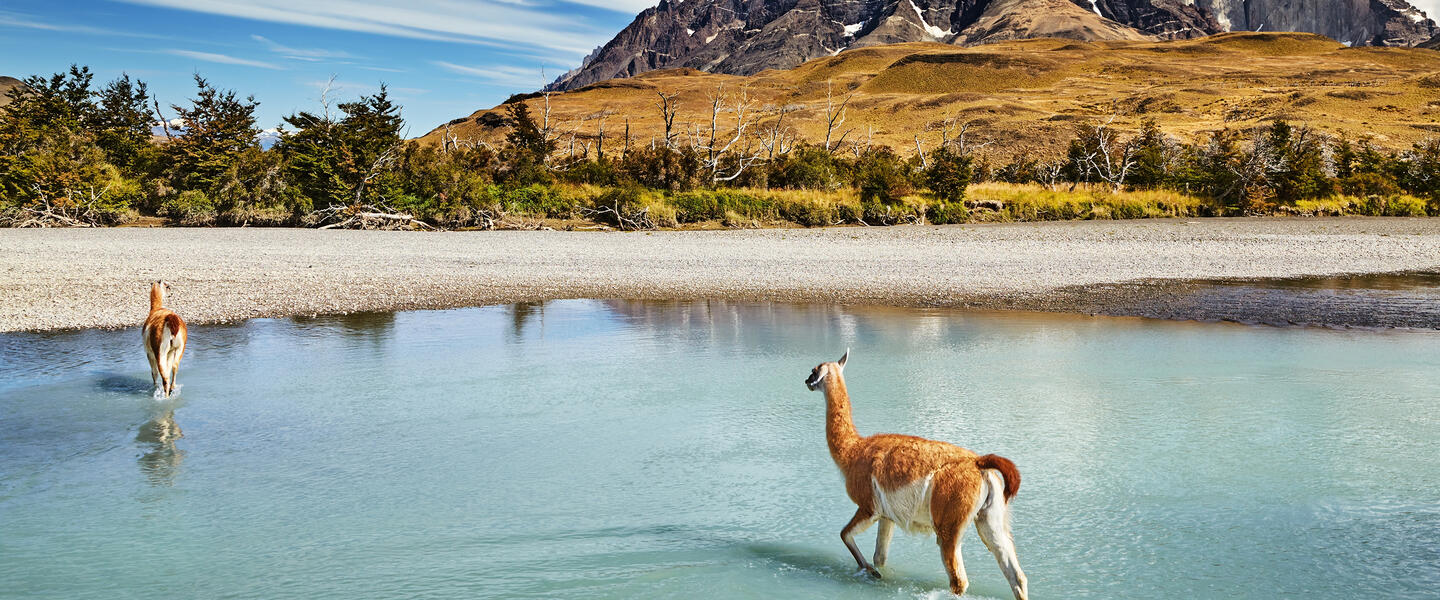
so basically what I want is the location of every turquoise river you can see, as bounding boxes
[2,301,1438,599]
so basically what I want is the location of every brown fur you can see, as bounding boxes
[976,454,1021,502]
[811,357,1026,599]
[143,282,187,397]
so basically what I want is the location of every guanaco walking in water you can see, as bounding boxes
[805,350,1028,599]
[143,281,187,397]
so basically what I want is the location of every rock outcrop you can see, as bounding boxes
[1089,0,1437,46]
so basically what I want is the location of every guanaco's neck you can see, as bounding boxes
[823,373,860,462]
[149,285,164,313]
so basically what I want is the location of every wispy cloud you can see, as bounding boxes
[431,61,546,87]
[252,34,358,61]
[0,10,168,39]
[166,49,284,70]
[561,0,657,12]
[302,78,428,97]
[113,0,615,57]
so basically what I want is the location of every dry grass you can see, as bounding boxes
[1295,194,1432,217]
[507,182,1435,230]
[966,183,1216,220]
[423,33,1440,159]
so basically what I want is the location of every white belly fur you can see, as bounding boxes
[871,474,935,533]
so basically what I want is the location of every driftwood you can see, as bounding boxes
[2,199,105,228]
[5,208,97,228]
[581,201,656,231]
[312,204,437,231]
[474,209,549,231]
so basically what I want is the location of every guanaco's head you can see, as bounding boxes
[804,349,849,391]
[150,280,171,307]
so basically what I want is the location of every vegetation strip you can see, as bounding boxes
[2,61,1437,230]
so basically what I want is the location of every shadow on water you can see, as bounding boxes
[136,405,184,487]
[93,372,154,395]
[741,542,1016,598]
[739,542,856,576]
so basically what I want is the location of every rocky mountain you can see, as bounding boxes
[549,0,1438,91]
[0,76,26,108]
[1090,0,1437,47]
[1422,32,1440,49]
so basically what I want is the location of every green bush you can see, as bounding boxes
[772,145,843,190]
[777,200,837,227]
[927,202,969,224]
[1340,172,1402,198]
[854,148,913,205]
[497,184,574,218]
[161,190,216,226]
[924,148,973,203]
[671,189,779,223]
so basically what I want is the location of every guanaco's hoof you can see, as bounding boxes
[863,566,882,579]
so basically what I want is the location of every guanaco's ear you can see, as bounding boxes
[838,348,849,371]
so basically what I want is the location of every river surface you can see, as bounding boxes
[2,301,1438,599]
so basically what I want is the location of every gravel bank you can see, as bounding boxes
[3,218,1439,332]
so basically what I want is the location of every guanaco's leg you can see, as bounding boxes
[873,518,895,568]
[841,509,880,577]
[145,329,159,389]
[976,473,1029,600]
[937,526,967,596]
[167,343,185,396]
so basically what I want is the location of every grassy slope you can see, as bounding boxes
[422,33,1440,157]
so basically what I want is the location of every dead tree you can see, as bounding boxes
[587,109,616,161]
[1038,159,1065,191]
[759,103,798,159]
[696,84,766,182]
[847,126,874,158]
[823,80,854,153]
[657,91,680,150]
[1078,112,1136,192]
[623,118,632,158]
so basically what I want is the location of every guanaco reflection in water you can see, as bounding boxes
[136,409,184,486]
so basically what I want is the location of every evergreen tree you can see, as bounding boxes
[0,65,137,223]
[1128,119,1171,188]
[278,86,404,208]
[504,102,551,162]
[93,74,155,173]
[925,147,973,203]
[1258,120,1332,202]
[163,74,259,193]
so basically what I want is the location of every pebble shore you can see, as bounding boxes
[4,218,1439,332]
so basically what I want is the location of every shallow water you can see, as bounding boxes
[1042,271,1440,329]
[2,302,1438,599]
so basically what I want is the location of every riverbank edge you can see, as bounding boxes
[10,269,1439,334]
[6,218,1440,333]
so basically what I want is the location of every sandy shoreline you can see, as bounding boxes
[3,218,1440,333]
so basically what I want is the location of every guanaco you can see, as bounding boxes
[143,281,187,397]
[805,350,1027,599]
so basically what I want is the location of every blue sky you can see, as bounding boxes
[0,0,655,134]
[3,1,1438,136]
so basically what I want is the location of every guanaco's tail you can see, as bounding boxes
[976,454,1020,503]
[163,313,183,336]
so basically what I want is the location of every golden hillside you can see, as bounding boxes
[422,33,1440,158]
